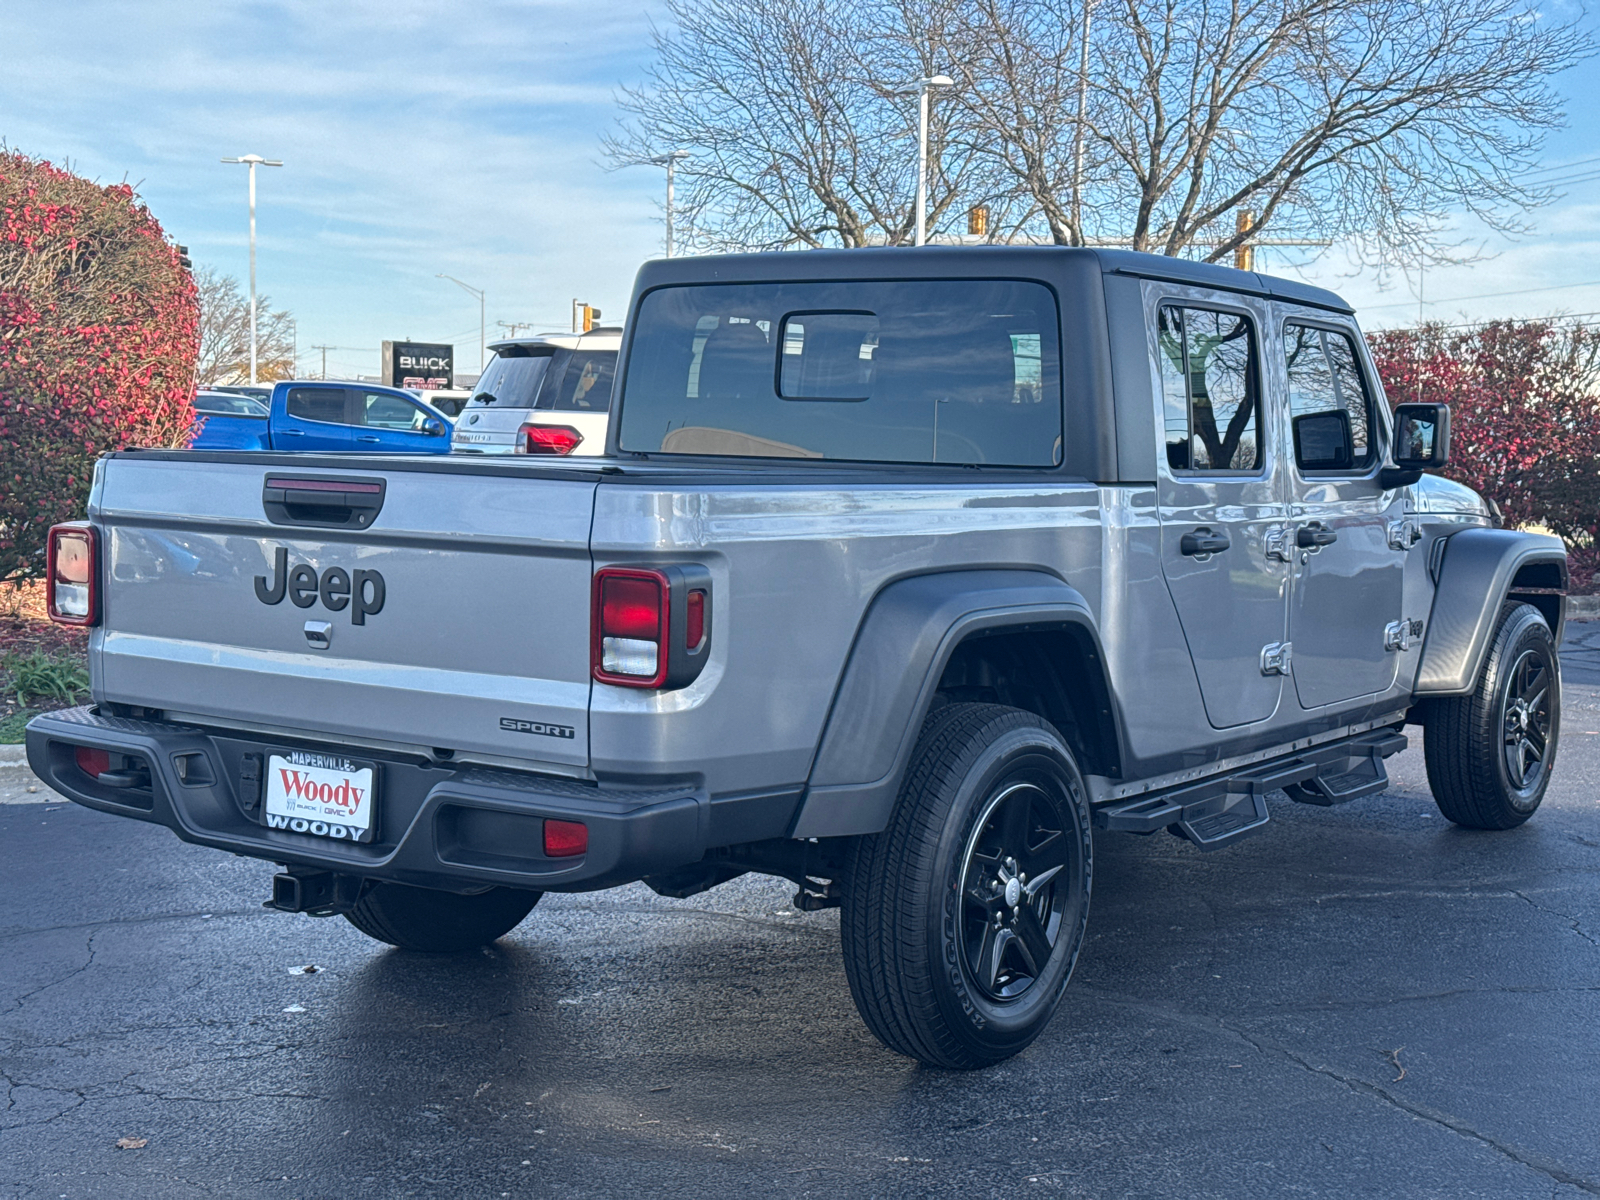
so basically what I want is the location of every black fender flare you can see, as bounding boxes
[1414,528,1567,696]
[789,569,1113,838]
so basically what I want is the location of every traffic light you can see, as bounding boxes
[175,244,192,271]
[582,305,602,333]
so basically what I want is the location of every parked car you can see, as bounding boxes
[450,329,619,455]
[28,247,1565,1071]
[194,390,269,417]
[208,384,274,404]
[411,388,472,418]
[190,380,453,453]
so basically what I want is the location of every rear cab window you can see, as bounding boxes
[617,280,1062,465]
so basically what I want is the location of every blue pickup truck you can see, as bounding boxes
[191,382,454,453]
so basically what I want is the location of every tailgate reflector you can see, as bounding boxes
[544,819,588,857]
[74,746,111,779]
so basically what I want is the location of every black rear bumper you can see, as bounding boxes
[24,707,709,893]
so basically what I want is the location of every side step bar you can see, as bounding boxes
[1094,728,1407,851]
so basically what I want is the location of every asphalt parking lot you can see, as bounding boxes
[3,639,1599,1198]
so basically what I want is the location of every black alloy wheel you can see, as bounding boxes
[1500,647,1552,793]
[958,781,1071,1001]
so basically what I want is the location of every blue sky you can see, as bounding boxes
[4,0,1600,383]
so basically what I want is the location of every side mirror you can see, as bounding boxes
[1292,409,1354,471]
[1380,402,1450,488]
[422,418,447,437]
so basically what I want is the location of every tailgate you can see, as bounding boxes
[94,455,596,769]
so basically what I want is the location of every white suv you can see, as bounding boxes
[450,329,620,456]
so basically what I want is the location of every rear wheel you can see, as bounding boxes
[345,882,541,952]
[840,703,1092,1069]
[1424,602,1560,830]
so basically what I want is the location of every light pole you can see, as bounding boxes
[437,274,485,372]
[903,76,954,246]
[644,151,691,257]
[220,154,283,384]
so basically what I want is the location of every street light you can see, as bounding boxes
[220,154,283,384]
[437,274,485,373]
[901,75,954,247]
[643,150,691,257]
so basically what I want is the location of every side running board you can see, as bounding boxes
[1094,728,1407,851]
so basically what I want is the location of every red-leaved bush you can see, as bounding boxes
[1369,320,1600,592]
[0,151,198,583]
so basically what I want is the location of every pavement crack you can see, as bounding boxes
[1510,889,1600,950]
[1078,986,1600,1196]
[3,928,98,1015]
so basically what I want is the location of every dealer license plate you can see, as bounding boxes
[262,750,376,844]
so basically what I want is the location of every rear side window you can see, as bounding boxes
[471,350,557,408]
[542,350,617,412]
[1284,324,1376,472]
[619,280,1061,465]
[1157,306,1261,472]
[285,387,348,424]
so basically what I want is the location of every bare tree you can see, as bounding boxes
[195,266,295,384]
[612,0,1589,263]
[606,0,994,250]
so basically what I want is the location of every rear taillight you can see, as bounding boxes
[591,565,713,690]
[515,423,583,455]
[74,746,111,779]
[544,819,588,858]
[47,523,97,626]
[594,569,667,687]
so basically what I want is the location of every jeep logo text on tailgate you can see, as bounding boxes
[255,546,386,624]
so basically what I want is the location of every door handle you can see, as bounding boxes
[1180,526,1231,556]
[1297,522,1337,548]
[356,435,381,443]
[279,429,304,437]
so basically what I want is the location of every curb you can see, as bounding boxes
[1567,595,1600,621]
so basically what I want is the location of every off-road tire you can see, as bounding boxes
[345,882,541,952]
[1424,601,1560,830]
[840,703,1092,1069]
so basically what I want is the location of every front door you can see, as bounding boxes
[1278,315,1406,709]
[1154,295,1291,730]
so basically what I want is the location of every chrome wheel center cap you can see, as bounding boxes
[1004,877,1023,907]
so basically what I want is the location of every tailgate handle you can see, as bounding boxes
[263,475,387,529]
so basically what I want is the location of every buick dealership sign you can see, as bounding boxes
[382,341,453,389]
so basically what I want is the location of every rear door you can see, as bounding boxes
[94,457,597,768]
[276,386,354,451]
[1277,313,1406,708]
[1153,290,1291,729]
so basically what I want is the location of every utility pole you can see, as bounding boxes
[644,151,691,257]
[1071,0,1094,244]
[311,344,335,380]
[901,76,954,246]
[497,320,535,339]
[220,155,283,384]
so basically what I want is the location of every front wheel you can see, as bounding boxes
[345,882,541,952]
[840,703,1093,1069]
[1423,601,1560,830]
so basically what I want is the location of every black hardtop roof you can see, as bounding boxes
[632,245,1352,315]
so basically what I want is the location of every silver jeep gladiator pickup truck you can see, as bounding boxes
[28,248,1565,1069]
